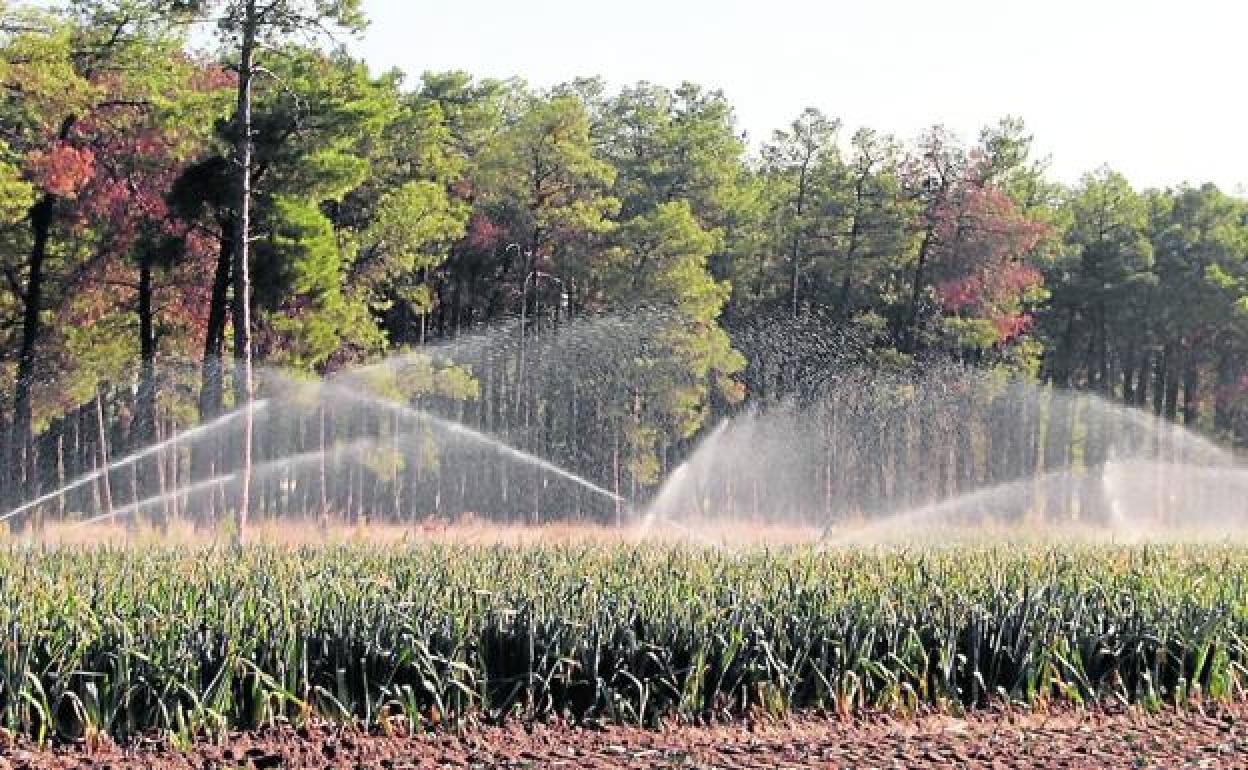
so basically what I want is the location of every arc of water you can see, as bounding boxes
[642,421,731,521]
[635,509,716,545]
[818,468,1082,547]
[70,435,391,530]
[313,382,626,504]
[637,419,748,545]
[1083,393,1236,466]
[0,401,271,526]
[329,316,523,383]
[330,307,680,386]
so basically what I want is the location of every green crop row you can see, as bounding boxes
[0,543,1245,744]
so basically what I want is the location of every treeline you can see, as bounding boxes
[1,1,1246,522]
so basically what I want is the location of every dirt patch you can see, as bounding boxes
[2,703,1246,769]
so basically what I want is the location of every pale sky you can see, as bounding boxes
[355,0,1246,194]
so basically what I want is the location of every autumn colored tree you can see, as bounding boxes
[0,1,205,506]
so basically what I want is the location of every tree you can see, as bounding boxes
[174,0,366,539]
[477,90,617,286]
[763,108,840,317]
[603,201,743,484]
[1159,185,1248,436]
[599,82,745,225]
[898,126,966,354]
[336,68,478,351]
[0,1,197,505]
[1051,170,1153,392]
[822,128,908,319]
[893,124,1050,362]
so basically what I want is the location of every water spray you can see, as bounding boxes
[69,435,404,530]
[0,401,270,526]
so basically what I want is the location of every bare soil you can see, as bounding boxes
[3,703,1247,769]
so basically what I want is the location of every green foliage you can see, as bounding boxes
[478,92,618,252]
[357,180,469,308]
[600,82,745,225]
[0,543,1243,740]
[0,147,31,222]
[603,201,744,465]
[263,195,383,368]
[179,0,367,42]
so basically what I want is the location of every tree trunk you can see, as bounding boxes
[11,194,55,504]
[230,1,258,544]
[1134,351,1151,408]
[1153,347,1167,417]
[55,424,65,520]
[198,226,233,422]
[136,244,162,526]
[10,115,75,506]
[1121,346,1137,405]
[837,171,868,318]
[1043,341,1075,521]
[1215,349,1237,440]
[1182,359,1200,427]
[94,388,114,523]
[1163,345,1180,422]
[1097,304,1111,394]
[789,161,810,318]
[0,412,9,512]
[189,229,232,525]
[903,227,935,355]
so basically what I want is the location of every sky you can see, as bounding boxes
[354,0,1246,194]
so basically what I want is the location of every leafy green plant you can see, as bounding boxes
[0,543,1244,742]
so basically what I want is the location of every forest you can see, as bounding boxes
[2,0,1247,525]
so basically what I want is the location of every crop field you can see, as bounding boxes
[0,541,1245,751]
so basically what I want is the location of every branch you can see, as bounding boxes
[252,39,301,61]
[0,22,52,34]
[253,64,304,112]
[254,1,286,26]
[94,99,154,111]
[3,265,25,304]
[182,217,224,243]
[74,14,132,79]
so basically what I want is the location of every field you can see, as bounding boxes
[0,536,1245,761]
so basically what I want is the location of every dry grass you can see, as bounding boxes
[9,513,826,549]
[8,510,1248,550]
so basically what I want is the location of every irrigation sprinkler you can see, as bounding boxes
[516,267,569,524]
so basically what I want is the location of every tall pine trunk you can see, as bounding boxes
[230,1,258,544]
[190,226,233,525]
[198,226,233,421]
[837,169,868,318]
[10,115,75,509]
[903,227,935,355]
[789,161,810,318]
[11,194,55,506]
[135,245,163,527]
[1215,349,1237,439]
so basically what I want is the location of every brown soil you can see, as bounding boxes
[2,703,1246,769]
